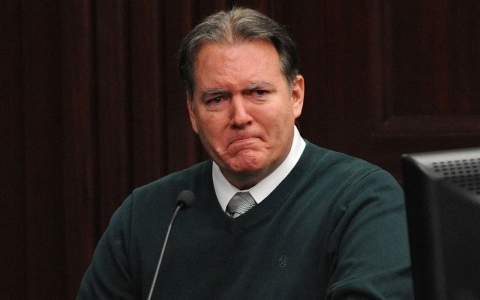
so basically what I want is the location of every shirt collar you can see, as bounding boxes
[213,126,306,211]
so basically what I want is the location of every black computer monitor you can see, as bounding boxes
[402,148,480,300]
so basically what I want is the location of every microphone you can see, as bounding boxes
[176,190,195,210]
[147,190,195,300]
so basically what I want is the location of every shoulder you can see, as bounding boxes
[294,141,403,216]
[108,160,212,222]
[301,141,397,184]
[132,160,212,199]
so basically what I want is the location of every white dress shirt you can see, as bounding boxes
[213,126,306,211]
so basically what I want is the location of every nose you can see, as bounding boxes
[230,97,252,129]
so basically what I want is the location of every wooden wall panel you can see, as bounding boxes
[1,0,480,299]
[95,0,132,232]
[369,0,480,179]
[279,1,331,144]
[22,1,64,299]
[388,1,480,116]
[61,0,96,298]
[130,0,167,188]
[286,1,378,156]
[163,0,204,174]
[280,0,480,180]
[0,2,27,298]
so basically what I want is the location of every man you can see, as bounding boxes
[77,7,413,299]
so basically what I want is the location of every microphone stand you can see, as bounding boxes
[146,203,184,300]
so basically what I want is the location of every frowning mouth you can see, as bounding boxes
[230,136,256,144]
[227,137,259,152]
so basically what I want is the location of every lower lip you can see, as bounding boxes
[229,138,257,151]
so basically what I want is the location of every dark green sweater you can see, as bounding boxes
[77,142,413,299]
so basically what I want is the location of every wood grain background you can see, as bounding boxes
[1,0,479,298]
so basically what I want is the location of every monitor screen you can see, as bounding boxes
[402,147,480,300]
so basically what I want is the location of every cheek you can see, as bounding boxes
[261,109,295,145]
[259,106,293,130]
[196,115,225,144]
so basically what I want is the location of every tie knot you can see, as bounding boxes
[226,192,256,218]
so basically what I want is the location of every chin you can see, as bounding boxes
[229,154,263,171]
[227,161,268,179]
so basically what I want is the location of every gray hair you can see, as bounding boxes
[179,7,300,98]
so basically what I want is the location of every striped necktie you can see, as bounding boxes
[226,192,256,218]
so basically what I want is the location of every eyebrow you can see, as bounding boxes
[244,81,275,90]
[200,88,230,102]
[201,88,229,96]
[201,81,275,96]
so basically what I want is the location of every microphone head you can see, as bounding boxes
[176,190,195,210]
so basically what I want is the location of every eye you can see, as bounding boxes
[207,96,222,105]
[205,95,228,110]
[248,89,270,100]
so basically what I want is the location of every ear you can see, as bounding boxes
[187,94,199,134]
[291,75,305,119]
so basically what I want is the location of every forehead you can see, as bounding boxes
[193,40,284,90]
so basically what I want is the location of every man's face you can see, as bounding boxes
[188,40,304,189]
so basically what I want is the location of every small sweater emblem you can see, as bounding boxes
[279,255,288,268]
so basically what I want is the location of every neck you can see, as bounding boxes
[222,158,285,190]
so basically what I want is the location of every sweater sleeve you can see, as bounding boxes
[326,169,414,299]
[76,195,138,299]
